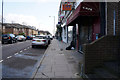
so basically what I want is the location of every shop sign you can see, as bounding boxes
[62,4,72,11]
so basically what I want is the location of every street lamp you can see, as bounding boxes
[1,0,4,35]
[49,16,55,36]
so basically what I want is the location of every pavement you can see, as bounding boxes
[32,39,83,79]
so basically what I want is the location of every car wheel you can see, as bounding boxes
[9,40,13,44]
[15,40,17,43]
[45,45,48,49]
[32,45,35,48]
[2,41,4,44]
[48,41,50,45]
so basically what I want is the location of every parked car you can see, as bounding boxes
[2,34,17,44]
[16,35,26,41]
[30,35,35,39]
[32,35,48,48]
[26,36,31,40]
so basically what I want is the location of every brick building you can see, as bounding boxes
[38,30,45,35]
[58,1,120,78]
[2,23,38,36]
[32,29,38,36]
[83,2,120,78]
[25,26,33,36]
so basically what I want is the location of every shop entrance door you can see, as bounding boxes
[92,17,100,41]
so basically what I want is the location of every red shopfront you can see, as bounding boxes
[67,2,100,51]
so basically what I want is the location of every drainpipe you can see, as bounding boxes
[100,2,106,36]
[105,1,107,35]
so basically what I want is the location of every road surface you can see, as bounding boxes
[1,40,46,78]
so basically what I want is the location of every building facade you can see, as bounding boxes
[58,0,120,78]
[58,2,75,43]
[2,23,38,36]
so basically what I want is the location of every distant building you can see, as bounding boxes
[38,30,45,35]
[44,31,51,35]
[38,30,51,35]
[2,23,39,36]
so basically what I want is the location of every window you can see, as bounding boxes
[35,36,46,39]
[10,34,15,37]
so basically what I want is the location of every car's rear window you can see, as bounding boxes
[10,34,15,37]
[2,35,8,37]
[35,36,46,39]
[17,35,24,37]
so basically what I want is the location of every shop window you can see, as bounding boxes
[68,26,73,43]
[96,34,99,40]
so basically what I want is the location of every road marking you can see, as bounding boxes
[14,53,19,55]
[2,43,15,47]
[2,45,9,47]
[7,56,12,59]
[0,60,3,63]
[24,49,27,51]
[20,50,23,53]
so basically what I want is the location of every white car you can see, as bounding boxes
[32,35,48,48]
[30,35,35,39]
[16,35,26,41]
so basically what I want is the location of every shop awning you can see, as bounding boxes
[67,2,100,26]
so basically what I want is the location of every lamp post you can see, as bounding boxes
[49,16,55,36]
[1,0,4,35]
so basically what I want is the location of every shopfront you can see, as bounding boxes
[68,26,73,43]
[62,25,68,43]
[66,2,100,51]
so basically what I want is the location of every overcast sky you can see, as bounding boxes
[0,0,61,35]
